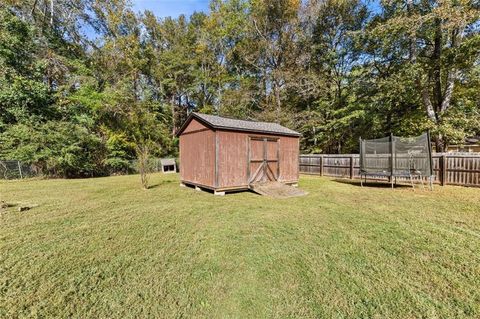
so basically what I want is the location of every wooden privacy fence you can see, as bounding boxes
[299,153,480,187]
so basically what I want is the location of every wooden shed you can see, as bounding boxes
[177,112,301,195]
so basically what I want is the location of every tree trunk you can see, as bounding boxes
[440,29,461,113]
[406,0,416,61]
[273,79,282,120]
[435,133,445,153]
[31,0,38,17]
[50,0,54,26]
[432,18,443,111]
[171,95,176,137]
[137,145,150,190]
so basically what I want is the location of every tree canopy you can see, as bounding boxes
[0,0,479,177]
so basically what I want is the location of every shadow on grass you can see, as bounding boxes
[179,183,252,196]
[148,179,176,189]
[333,178,413,189]
[1,202,18,208]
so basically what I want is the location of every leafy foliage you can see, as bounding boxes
[0,0,479,178]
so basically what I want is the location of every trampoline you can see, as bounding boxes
[359,132,434,190]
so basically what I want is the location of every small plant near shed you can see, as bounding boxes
[111,99,168,190]
[136,143,152,190]
[129,107,165,190]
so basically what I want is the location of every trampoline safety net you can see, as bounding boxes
[359,133,433,177]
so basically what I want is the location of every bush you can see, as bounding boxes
[0,121,106,177]
[104,133,136,174]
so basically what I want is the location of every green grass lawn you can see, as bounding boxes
[1,174,479,318]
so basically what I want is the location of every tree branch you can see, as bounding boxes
[440,69,457,113]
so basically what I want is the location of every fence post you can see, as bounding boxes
[441,154,447,186]
[319,156,324,176]
[350,156,354,179]
[17,161,23,179]
[389,133,394,187]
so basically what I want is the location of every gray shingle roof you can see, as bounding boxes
[160,158,176,165]
[186,112,301,137]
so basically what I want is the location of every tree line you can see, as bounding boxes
[1,0,479,178]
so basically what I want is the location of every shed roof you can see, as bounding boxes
[177,112,301,137]
[160,158,176,166]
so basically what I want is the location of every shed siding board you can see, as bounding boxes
[179,126,215,187]
[267,140,278,160]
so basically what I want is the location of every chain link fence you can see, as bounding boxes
[0,161,39,179]
[0,159,178,180]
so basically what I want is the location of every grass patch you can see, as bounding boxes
[1,174,479,318]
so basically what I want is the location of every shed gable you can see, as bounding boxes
[182,118,210,134]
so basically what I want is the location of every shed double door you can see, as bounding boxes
[248,137,279,184]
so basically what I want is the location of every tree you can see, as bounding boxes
[0,7,53,127]
[290,0,369,153]
[367,0,480,151]
[1,0,479,176]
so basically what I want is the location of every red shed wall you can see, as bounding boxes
[216,130,299,190]
[216,130,249,189]
[179,119,216,188]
